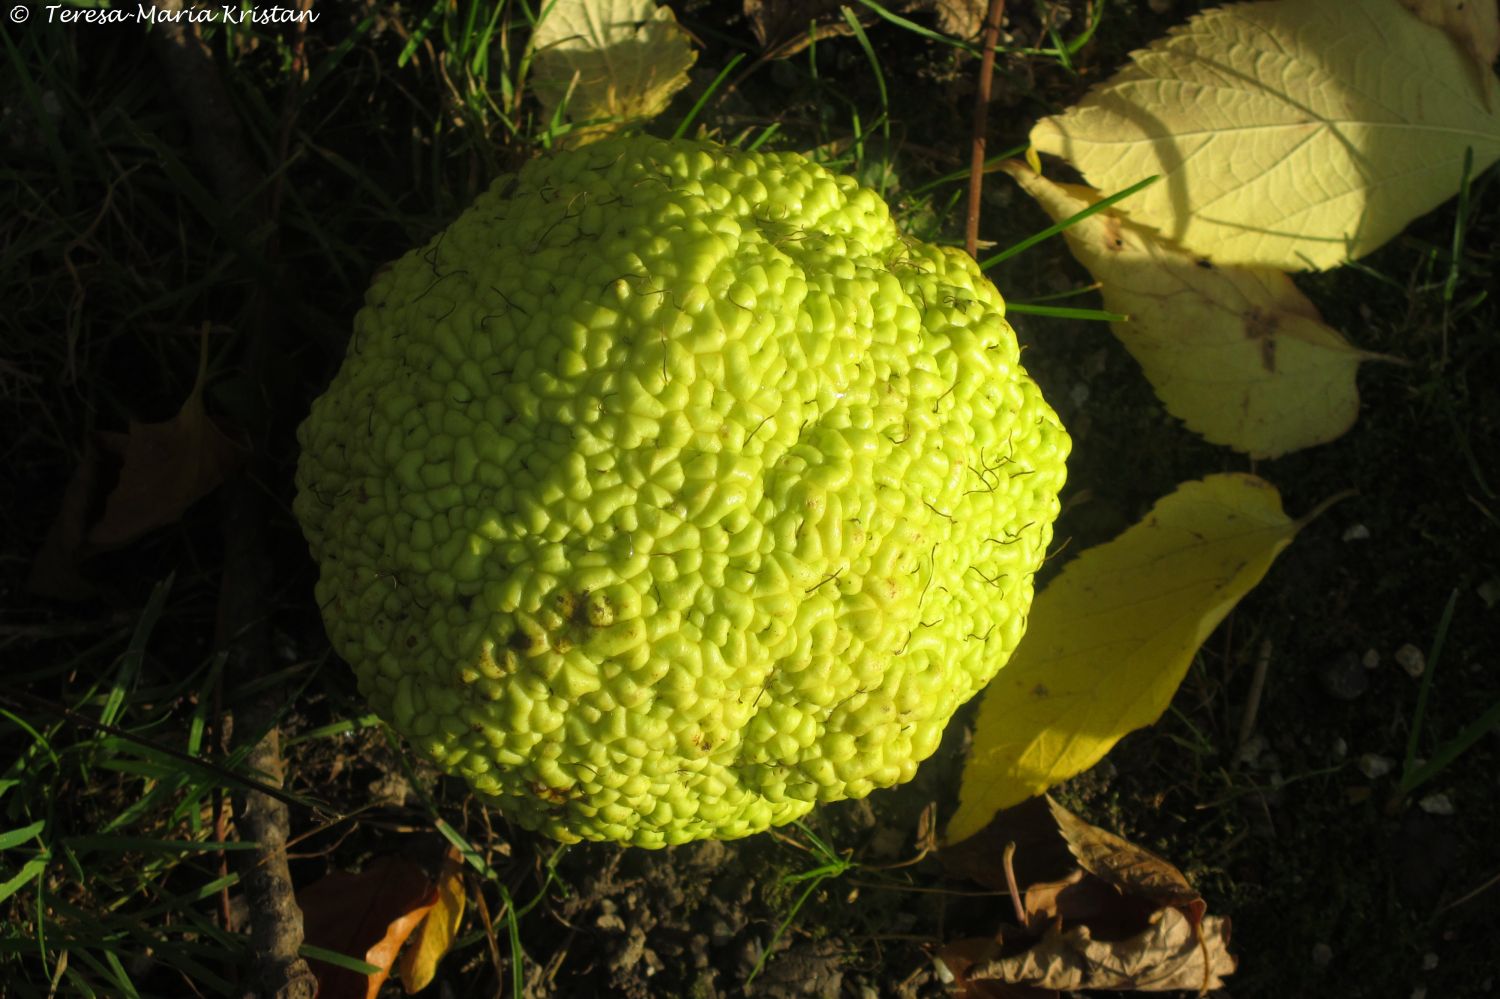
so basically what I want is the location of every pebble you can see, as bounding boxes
[1362,649,1380,670]
[1236,733,1267,767]
[1423,952,1440,971]
[1319,651,1368,700]
[1358,753,1394,779]
[1312,942,1333,968]
[1342,524,1371,541]
[1395,644,1426,678]
[1331,737,1348,759]
[1479,577,1500,609]
[1419,793,1455,816]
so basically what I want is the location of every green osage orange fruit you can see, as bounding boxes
[294,135,1069,847]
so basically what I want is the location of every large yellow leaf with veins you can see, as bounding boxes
[1030,0,1500,270]
[531,0,696,143]
[1001,161,1391,458]
[946,475,1324,845]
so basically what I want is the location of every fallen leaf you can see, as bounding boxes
[399,847,466,993]
[1000,161,1390,457]
[27,327,246,598]
[1029,0,1500,269]
[27,437,108,600]
[941,796,1076,893]
[743,0,864,59]
[920,0,988,41]
[1399,0,1500,75]
[1046,798,1202,919]
[968,908,1235,992]
[946,475,1329,844]
[531,0,696,142]
[939,798,1235,994]
[299,854,440,999]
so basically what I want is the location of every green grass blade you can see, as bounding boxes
[1401,698,1500,797]
[100,575,173,728]
[0,857,50,906]
[1006,303,1126,322]
[299,943,383,977]
[0,820,46,851]
[671,53,746,141]
[1402,588,1459,779]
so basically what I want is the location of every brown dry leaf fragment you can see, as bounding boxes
[27,437,108,600]
[968,908,1236,992]
[398,847,467,993]
[299,854,440,999]
[26,327,245,599]
[87,328,245,548]
[1021,867,1158,939]
[909,0,988,40]
[940,796,1076,894]
[1046,796,1203,920]
[743,0,873,59]
[1400,0,1500,75]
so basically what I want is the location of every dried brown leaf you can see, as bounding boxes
[1046,796,1203,919]
[968,908,1236,992]
[299,854,440,999]
[744,0,873,59]
[940,796,1075,893]
[85,332,244,549]
[26,328,245,598]
[914,0,988,40]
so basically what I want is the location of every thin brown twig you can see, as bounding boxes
[147,2,316,996]
[966,0,1008,260]
[1236,638,1273,757]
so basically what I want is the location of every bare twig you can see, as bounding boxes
[1236,638,1273,756]
[966,0,1007,259]
[147,3,315,996]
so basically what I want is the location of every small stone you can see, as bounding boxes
[1423,952,1440,971]
[1342,523,1371,541]
[1319,651,1369,700]
[1358,753,1394,779]
[1236,733,1267,766]
[1395,644,1426,678]
[1147,0,1172,12]
[1412,988,1427,999]
[1419,793,1454,816]
[1362,649,1380,670]
[1070,383,1090,408]
[1312,942,1333,968]
[1479,578,1500,609]
[1331,737,1348,759]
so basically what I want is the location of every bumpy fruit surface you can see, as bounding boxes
[295,136,1069,847]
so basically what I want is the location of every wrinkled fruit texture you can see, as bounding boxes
[295,136,1068,847]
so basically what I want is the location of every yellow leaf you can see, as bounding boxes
[399,849,466,993]
[1000,161,1391,458]
[1029,0,1500,270]
[946,474,1325,845]
[531,0,696,143]
[1399,0,1500,75]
